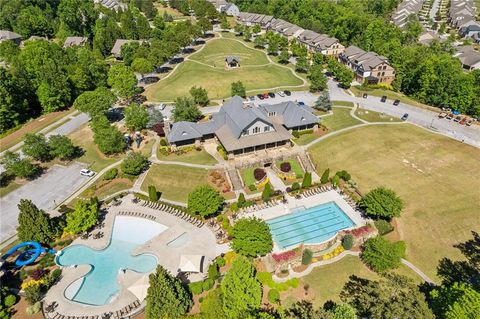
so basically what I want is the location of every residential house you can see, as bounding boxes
[459,22,480,39]
[221,3,240,17]
[111,39,142,59]
[340,46,396,84]
[391,0,425,28]
[167,96,319,156]
[418,30,439,45]
[297,30,344,57]
[449,0,477,29]
[64,36,89,48]
[0,30,22,45]
[93,0,127,11]
[208,0,228,13]
[454,46,480,70]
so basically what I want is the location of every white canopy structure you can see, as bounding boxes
[127,275,150,301]
[178,254,204,273]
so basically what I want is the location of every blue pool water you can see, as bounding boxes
[57,216,167,305]
[266,202,355,249]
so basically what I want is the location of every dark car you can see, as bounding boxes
[298,101,305,106]
[363,93,368,98]
[257,94,264,100]
[401,113,409,121]
[140,76,160,84]
[268,92,275,98]
[381,96,387,102]
[248,96,255,101]
[263,93,269,99]
[393,99,400,106]
[284,90,291,96]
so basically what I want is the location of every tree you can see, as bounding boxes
[254,36,266,48]
[121,152,149,175]
[234,24,244,35]
[261,183,273,202]
[198,17,212,34]
[220,17,230,30]
[361,236,405,272]
[332,304,356,319]
[231,218,273,257]
[267,40,279,55]
[131,58,153,77]
[320,168,330,184]
[430,282,480,319]
[278,49,290,64]
[360,187,404,219]
[124,103,149,131]
[0,151,40,179]
[231,81,246,98]
[189,86,209,106]
[73,87,116,118]
[252,25,261,34]
[340,273,434,319]
[145,265,192,319]
[237,192,246,207]
[188,185,223,217]
[148,185,159,201]
[64,197,99,234]
[147,107,163,128]
[302,172,312,188]
[221,257,262,318]
[0,69,29,133]
[107,64,138,99]
[332,174,340,187]
[296,55,309,73]
[286,301,334,319]
[91,116,126,155]
[69,48,108,95]
[22,133,51,162]
[48,135,78,160]
[315,91,332,111]
[335,66,354,88]
[308,64,328,92]
[17,199,54,244]
[243,28,252,41]
[172,97,201,122]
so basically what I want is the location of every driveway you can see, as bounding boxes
[327,79,480,148]
[0,162,92,242]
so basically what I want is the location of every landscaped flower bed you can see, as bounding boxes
[254,168,266,181]
[280,162,291,172]
[272,249,297,263]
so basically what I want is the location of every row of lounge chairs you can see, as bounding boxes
[302,185,332,198]
[118,210,157,221]
[239,199,281,214]
[47,300,141,319]
[139,200,204,228]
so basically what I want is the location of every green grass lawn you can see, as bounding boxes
[276,158,304,176]
[157,148,217,165]
[141,164,210,202]
[320,107,361,131]
[332,101,354,108]
[354,108,402,123]
[145,38,304,102]
[190,38,269,66]
[308,124,480,280]
[240,167,258,188]
[0,181,22,198]
[302,255,422,306]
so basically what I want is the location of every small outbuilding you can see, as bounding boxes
[225,55,240,68]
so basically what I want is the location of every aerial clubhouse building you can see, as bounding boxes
[167,96,319,156]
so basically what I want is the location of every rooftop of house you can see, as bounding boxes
[226,56,240,64]
[64,36,88,48]
[342,46,391,69]
[0,30,22,40]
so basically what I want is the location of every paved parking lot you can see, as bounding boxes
[0,162,91,242]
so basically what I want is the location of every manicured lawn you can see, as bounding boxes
[308,124,480,280]
[157,148,217,165]
[302,255,422,306]
[320,107,361,131]
[0,181,22,198]
[332,101,354,108]
[141,164,210,202]
[276,158,304,176]
[355,108,402,123]
[293,130,328,146]
[240,167,258,188]
[190,38,269,66]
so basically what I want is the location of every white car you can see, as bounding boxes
[159,103,166,110]
[80,169,95,177]
[277,91,285,97]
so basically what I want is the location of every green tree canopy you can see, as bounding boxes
[48,135,78,160]
[17,199,54,244]
[172,96,201,122]
[231,81,246,98]
[64,197,99,234]
[124,103,149,131]
[22,133,51,162]
[91,116,126,155]
[187,185,223,217]
[121,152,149,175]
[360,187,404,219]
[295,55,309,73]
[430,282,480,319]
[231,217,273,257]
[308,64,328,92]
[131,57,154,76]
[221,256,262,318]
[189,86,210,106]
[278,49,290,64]
[361,236,405,272]
[0,151,40,179]
[107,64,138,99]
[73,87,116,118]
[145,265,193,319]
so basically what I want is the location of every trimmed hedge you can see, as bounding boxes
[342,234,354,250]
[268,289,280,304]
[280,162,291,172]
[254,168,266,181]
[374,219,394,235]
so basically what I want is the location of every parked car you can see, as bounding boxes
[248,96,255,101]
[80,169,95,177]
[454,116,461,122]
[284,90,291,96]
[263,93,269,99]
[380,96,387,102]
[459,117,467,125]
[298,101,305,106]
[277,91,285,97]
[158,103,166,110]
[446,113,454,120]
[140,76,160,84]
[393,99,400,106]
[363,93,368,98]
[257,94,264,100]
[466,119,473,126]
[268,92,275,98]
[438,112,447,119]
[401,113,409,121]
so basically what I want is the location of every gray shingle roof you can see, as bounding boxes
[260,102,318,128]
[167,122,202,143]
[0,30,21,41]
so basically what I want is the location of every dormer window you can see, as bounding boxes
[182,131,187,136]
[301,116,306,121]
[253,127,260,134]
[268,111,276,116]
[264,126,270,132]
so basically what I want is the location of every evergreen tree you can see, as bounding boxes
[172,96,201,122]
[17,199,54,244]
[302,172,312,188]
[321,168,330,184]
[145,265,192,319]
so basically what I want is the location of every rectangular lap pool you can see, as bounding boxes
[266,202,355,249]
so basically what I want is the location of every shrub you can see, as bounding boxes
[104,168,118,180]
[302,172,312,188]
[332,174,340,187]
[335,170,351,181]
[272,250,296,263]
[216,144,228,160]
[202,278,215,291]
[302,249,313,265]
[4,294,16,307]
[342,234,354,250]
[121,152,149,176]
[208,263,219,281]
[248,184,256,191]
[49,269,62,284]
[26,302,41,315]
[24,284,42,304]
[238,192,246,207]
[320,168,330,184]
[254,168,266,181]
[374,219,394,235]
[262,183,272,202]
[230,202,239,212]
[189,281,204,295]
[268,289,280,304]
[280,162,291,172]
[292,131,300,138]
[30,269,45,281]
[160,138,167,146]
[216,257,226,267]
[148,185,159,201]
[291,182,300,191]
[360,187,404,219]
[362,236,406,272]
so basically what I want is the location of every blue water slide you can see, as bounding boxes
[1,241,55,267]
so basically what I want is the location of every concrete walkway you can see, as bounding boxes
[266,168,287,192]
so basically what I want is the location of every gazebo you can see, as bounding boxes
[225,56,240,68]
[178,254,205,273]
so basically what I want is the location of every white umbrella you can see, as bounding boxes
[178,255,204,273]
[127,275,150,301]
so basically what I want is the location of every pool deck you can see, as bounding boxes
[45,194,229,318]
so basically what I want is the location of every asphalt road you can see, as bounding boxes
[327,79,480,148]
[0,162,92,242]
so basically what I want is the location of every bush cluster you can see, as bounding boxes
[280,162,291,172]
[216,144,228,160]
[254,168,266,181]
[256,272,299,291]
[268,289,280,304]
[342,234,354,250]
[104,168,118,180]
[335,170,351,181]
[374,219,394,235]
[302,249,313,265]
